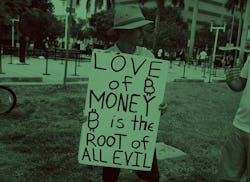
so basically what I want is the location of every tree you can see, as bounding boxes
[88,9,116,43]
[88,6,188,51]
[86,0,115,14]
[139,0,185,52]
[143,6,188,51]
[0,0,61,62]
[71,18,87,40]
[225,0,249,66]
[225,0,247,46]
[21,10,64,48]
[225,0,237,44]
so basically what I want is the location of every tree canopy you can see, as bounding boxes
[0,0,63,48]
[87,6,188,51]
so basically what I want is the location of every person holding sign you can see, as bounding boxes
[101,5,168,182]
[217,55,250,181]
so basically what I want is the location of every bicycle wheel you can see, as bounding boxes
[0,86,17,115]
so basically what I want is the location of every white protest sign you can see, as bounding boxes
[78,49,169,171]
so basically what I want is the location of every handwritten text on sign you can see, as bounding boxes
[78,49,169,171]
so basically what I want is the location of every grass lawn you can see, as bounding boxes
[0,82,242,182]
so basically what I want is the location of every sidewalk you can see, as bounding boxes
[0,55,226,85]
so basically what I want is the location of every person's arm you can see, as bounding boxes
[159,82,168,115]
[226,67,247,92]
[227,77,247,92]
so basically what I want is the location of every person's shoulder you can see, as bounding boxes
[106,45,116,52]
[137,46,155,58]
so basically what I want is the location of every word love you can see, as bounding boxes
[94,53,163,78]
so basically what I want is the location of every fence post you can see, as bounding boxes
[9,47,13,64]
[72,52,79,76]
[208,58,213,83]
[60,50,64,64]
[181,62,187,78]
[43,50,50,75]
[0,46,5,74]
[78,51,81,67]
[54,48,56,60]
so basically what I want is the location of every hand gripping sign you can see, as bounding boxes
[78,49,169,171]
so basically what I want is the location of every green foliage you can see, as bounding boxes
[88,9,116,43]
[142,7,189,51]
[71,18,87,40]
[0,0,63,48]
[87,6,188,50]
[20,10,64,48]
[86,0,115,13]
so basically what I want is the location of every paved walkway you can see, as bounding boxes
[0,55,226,85]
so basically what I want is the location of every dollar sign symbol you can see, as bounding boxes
[88,109,99,132]
[144,78,155,96]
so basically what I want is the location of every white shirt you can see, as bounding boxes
[107,44,155,58]
[233,55,250,133]
[199,51,207,60]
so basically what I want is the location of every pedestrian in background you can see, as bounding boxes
[198,49,207,66]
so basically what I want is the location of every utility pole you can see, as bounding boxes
[63,0,75,87]
[188,0,199,59]
[209,22,226,83]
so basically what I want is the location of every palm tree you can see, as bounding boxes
[225,0,237,44]
[225,0,246,46]
[225,0,248,67]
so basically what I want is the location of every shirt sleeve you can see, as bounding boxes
[240,54,250,79]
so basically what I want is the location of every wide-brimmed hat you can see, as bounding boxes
[111,5,153,30]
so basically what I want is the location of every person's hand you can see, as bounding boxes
[225,67,241,82]
[159,102,168,116]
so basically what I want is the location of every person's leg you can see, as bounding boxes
[217,127,247,182]
[134,150,160,182]
[245,133,250,182]
[102,167,120,182]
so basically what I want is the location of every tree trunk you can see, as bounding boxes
[236,13,243,47]
[153,13,160,52]
[238,0,250,67]
[234,12,243,61]
[153,0,164,53]
[229,10,235,44]
[188,0,198,59]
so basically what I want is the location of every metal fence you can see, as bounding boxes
[2,46,91,62]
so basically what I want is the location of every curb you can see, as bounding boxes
[174,79,204,82]
[65,77,88,82]
[0,81,88,86]
[0,77,43,82]
[174,78,226,83]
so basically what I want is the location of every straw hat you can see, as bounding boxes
[111,5,153,30]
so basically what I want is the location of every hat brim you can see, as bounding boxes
[107,20,153,36]
[113,20,153,30]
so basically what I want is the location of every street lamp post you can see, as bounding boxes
[10,18,19,64]
[208,22,226,83]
